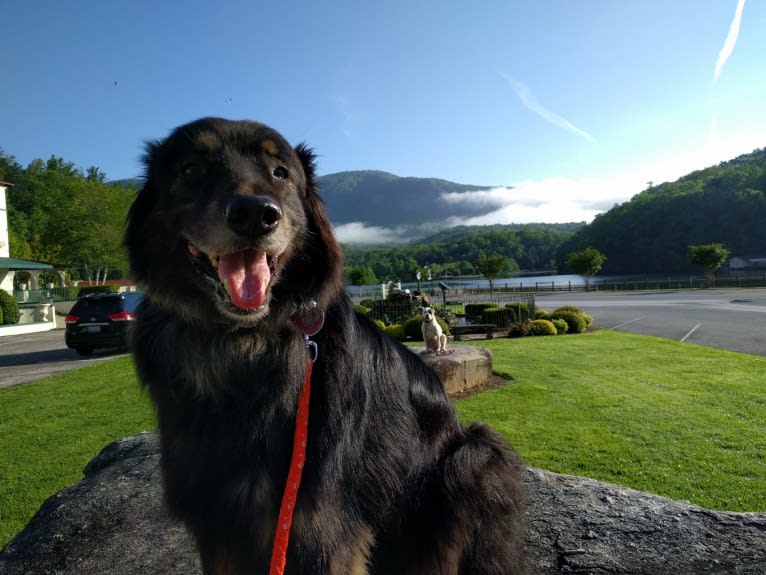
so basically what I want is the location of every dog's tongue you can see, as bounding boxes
[217,250,270,309]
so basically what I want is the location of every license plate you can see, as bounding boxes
[86,326,101,334]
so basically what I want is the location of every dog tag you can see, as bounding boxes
[292,301,325,337]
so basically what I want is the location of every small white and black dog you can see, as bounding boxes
[422,306,449,355]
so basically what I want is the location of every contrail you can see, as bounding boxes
[502,74,595,143]
[714,0,746,84]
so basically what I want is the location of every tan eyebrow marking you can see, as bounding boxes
[261,139,279,156]
[195,131,220,152]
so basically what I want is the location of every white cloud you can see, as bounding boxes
[333,222,411,244]
[714,0,747,84]
[502,74,595,143]
[442,178,629,225]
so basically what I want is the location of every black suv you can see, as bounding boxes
[65,292,143,356]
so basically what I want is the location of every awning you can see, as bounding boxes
[0,257,54,270]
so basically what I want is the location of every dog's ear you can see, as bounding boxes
[282,143,345,310]
[124,142,161,283]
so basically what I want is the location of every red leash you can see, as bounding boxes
[270,305,323,575]
[269,355,313,575]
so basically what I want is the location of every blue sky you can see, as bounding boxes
[2,1,764,238]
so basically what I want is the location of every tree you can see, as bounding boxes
[567,247,606,290]
[347,265,377,287]
[689,243,729,288]
[476,255,507,290]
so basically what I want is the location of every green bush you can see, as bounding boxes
[404,313,449,341]
[465,303,495,321]
[77,285,120,298]
[550,310,587,334]
[529,319,557,336]
[373,319,386,330]
[353,304,371,315]
[481,308,516,328]
[554,305,594,328]
[0,290,20,325]
[504,302,531,322]
[551,318,569,335]
[508,320,532,338]
[383,324,405,340]
[535,308,550,320]
[0,306,4,325]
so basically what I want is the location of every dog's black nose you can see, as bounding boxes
[224,195,282,236]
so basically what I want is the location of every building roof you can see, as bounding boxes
[0,257,54,270]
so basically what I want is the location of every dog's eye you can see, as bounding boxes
[181,162,201,178]
[272,166,289,180]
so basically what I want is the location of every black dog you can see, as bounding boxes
[125,118,525,574]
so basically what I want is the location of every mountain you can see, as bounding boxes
[316,170,503,227]
[558,147,766,274]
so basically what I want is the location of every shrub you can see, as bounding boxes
[372,319,386,330]
[383,324,405,340]
[77,285,120,298]
[508,320,532,338]
[529,319,557,336]
[535,308,550,320]
[504,302,531,322]
[551,318,569,335]
[0,306,4,325]
[404,313,449,341]
[550,310,587,334]
[465,303,495,321]
[481,308,516,328]
[554,305,594,328]
[0,290,20,325]
[353,304,371,315]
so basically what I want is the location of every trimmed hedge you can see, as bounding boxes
[0,290,20,325]
[465,303,495,321]
[551,318,569,335]
[383,324,405,340]
[550,310,587,334]
[529,319,557,336]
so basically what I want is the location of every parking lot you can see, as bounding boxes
[1,288,765,389]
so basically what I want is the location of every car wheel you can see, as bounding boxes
[76,346,93,356]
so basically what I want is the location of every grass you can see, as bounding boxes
[1,330,765,548]
[0,357,155,547]
[455,331,766,512]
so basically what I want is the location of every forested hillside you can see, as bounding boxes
[558,148,766,274]
[0,150,136,282]
[343,224,578,282]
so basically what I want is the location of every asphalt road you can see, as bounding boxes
[1,288,765,389]
[537,288,766,357]
[0,328,127,389]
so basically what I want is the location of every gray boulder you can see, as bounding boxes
[1,432,764,574]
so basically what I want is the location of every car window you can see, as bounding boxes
[122,293,144,313]
[71,297,123,316]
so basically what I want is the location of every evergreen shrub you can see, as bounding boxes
[551,318,569,335]
[550,310,587,334]
[0,290,20,325]
[529,319,557,336]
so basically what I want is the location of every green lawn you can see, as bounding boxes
[456,331,766,512]
[0,357,155,546]
[1,330,765,548]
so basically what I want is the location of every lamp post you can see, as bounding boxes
[427,267,433,296]
[416,270,421,293]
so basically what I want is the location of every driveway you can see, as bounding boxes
[0,328,128,389]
